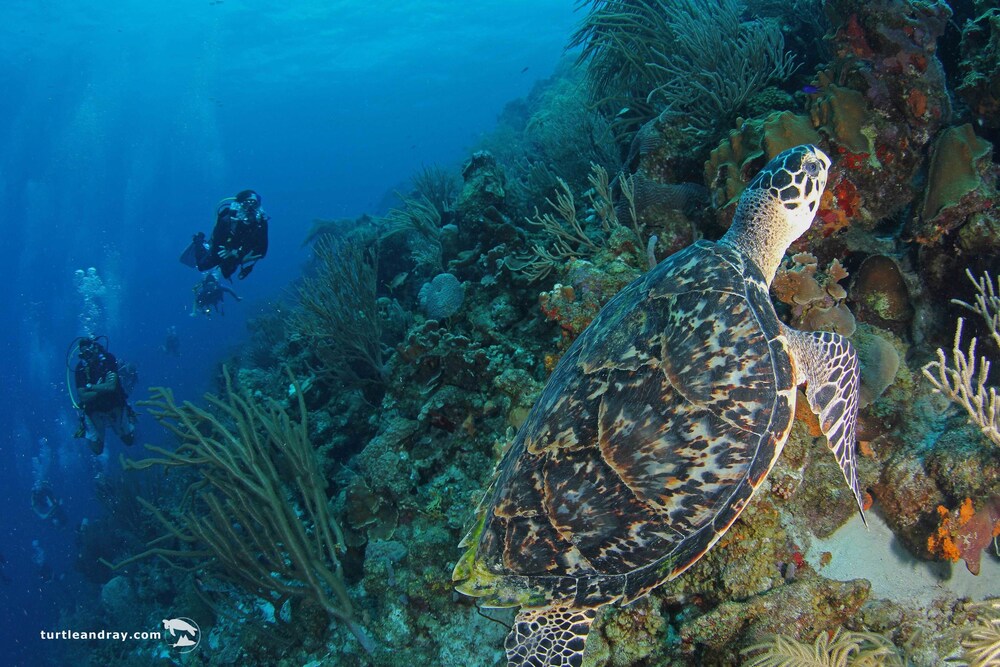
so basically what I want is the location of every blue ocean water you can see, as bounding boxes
[0,2,575,662]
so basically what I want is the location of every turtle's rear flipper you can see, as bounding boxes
[784,326,867,525]
[506,605,596,667]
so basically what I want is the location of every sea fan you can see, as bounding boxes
[742,628,903,667]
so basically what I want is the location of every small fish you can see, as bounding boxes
[387,271,409,291]
[801,84,820,94]
[520,66,529,74]
[615,107,630,117]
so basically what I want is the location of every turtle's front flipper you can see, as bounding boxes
[783,326,867,524]
[506,605,596,667]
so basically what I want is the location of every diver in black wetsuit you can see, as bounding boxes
[162,325,180,356]
[191,272,241,317]
[182,190,269,280]
[72,336,136,455]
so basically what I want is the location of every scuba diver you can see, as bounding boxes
[191,271,241,318]
[68,335,137,455]
[161,325,180,356]
[180,189,269,280]
[31,482,68,528]
[33,539,54,584]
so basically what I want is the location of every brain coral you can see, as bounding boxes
[418,273,465,320]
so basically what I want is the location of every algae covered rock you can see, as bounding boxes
[457,150,505,219]
[584,598,668,667]
[679,575,871,663]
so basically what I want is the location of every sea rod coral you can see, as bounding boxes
[293,236,388,400]
[109,368,374,653]
[923,269,1000,447]
[569,0,796,146]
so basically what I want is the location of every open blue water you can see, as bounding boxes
[0,2,575,662]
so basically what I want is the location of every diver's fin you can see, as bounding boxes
[505,605,596,667]
[179,235,207,268]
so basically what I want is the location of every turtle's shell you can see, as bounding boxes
[460,239,796,609]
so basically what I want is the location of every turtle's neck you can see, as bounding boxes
[718,191,801,286]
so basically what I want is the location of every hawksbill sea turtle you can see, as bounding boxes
[453,145,866,666]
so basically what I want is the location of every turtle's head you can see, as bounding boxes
[722,144,831,284]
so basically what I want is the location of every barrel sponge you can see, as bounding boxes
[418,273,465,320]
[921,123,993,220]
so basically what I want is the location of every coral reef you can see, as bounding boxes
[457,150,507,221]
[570,0,796,148]
[822,0,952,223]
[114,369,373,652]
[292,236,388,402]
[539,253,641,345]
[923,269,1000,447]
[90,3,1000,665]
[958,9,1000,129]
[680,576,872,662]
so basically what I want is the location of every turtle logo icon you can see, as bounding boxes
[162,617,200,653]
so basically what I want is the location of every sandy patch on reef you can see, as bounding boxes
[805,511,1000,603]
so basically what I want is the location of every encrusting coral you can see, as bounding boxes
[704,111,822,215]
[848,255,913,335]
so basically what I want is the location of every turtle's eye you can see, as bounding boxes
[803,160,820,178]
